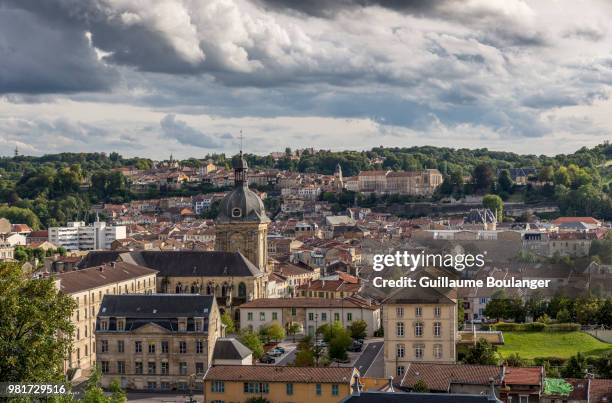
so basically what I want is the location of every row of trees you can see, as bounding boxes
[484,292,612,326]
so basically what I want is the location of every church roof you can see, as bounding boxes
[217,185,270,224]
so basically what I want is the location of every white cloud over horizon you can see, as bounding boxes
[0,0,611,158]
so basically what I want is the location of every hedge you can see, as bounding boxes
[491,322,580,332]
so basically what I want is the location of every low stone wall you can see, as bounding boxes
[585,329,612,343]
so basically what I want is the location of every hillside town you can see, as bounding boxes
[1,148,610,403]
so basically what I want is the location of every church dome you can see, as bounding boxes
[217,186,270,223]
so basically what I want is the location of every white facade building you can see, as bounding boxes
[48,221,127,251]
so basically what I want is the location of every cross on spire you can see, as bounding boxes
[239,130,244,154]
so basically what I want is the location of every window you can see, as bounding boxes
[415,322,423,337]
[396,307,404,318]
[434,344,442,359]
[117,361,125,374]
[161,362,169,375]
[347,313,353,321]
[244,383,269,394]
[117,320,125,331]
[247,312,253,321]
[135,341,142,353]
[414,344,424,359]
[519,397,528,403]
[179,341,187,354]
[179,362,188,375]
[100,340,108,353]
[161,382,170,390]
[161,341,169,353]
[196,362,205,374]
[291,307,297,316]
[334,313,340,321]
[117,340,124,353]
[147,382,156,390]
[309,313,314,321]
[434,322,441,337]
[148,343,156,353]
[148,361,156,375]
[100,361,109,374]
[332,384,339,396]
[396,366,405,377]
[286,383,293,395]
[480,297,487,304]
[232,208,242,217]
[316,384,322,396]
[396,344,405,358]
[212,381,225,393]
[135,362,143,374]
[196,340,204,354]
[272,312,278,321]
[434,306,441,317]
[396,322,404,337]
[260,312,266,321]
[415,307,422,317]
[321,313,327,321]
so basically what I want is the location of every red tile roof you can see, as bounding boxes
[590,379,612,403]
[54,262,158,294]
[502,367,542,386]
[204,365,356,384]
[552,217,601,225]
[239,297,378,310]
[399,363,503,391]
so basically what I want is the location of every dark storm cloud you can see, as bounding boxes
[0,7,115,94]
[254,0,443,17]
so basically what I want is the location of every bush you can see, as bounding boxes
[524,322,547,331]
[546,323,580,332]
[493,322,520,331]
[533,356,567,366]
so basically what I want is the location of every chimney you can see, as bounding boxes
[110,261,116,268]
[351,374,361,396]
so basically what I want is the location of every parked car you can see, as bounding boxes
[314,340,328,348]
[334,357,351,364]
[268,348,283,357]
[273,346,285,354]
[348,342,363,352]
[259,355,275,364]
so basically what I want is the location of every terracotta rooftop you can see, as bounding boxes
[54,262,158,294]
[502,367,543,386]
[552,217,601,225]
[589,379,612,403]
[204,365,355,383]
[239,297,378,310]
[399,362,503,392]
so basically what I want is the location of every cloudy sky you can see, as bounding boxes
[0,0,611,159]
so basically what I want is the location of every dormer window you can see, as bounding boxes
[232,208,242,218]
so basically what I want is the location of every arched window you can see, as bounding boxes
[175,283,182,294]
[221,282,229,297]
[238,282,247,298]
[206,282,214,295]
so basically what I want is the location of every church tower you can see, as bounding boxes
[334,163,344,191]
[215,151,270,272]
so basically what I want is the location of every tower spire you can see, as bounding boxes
[239,130,244,155]
[14,146,18,157]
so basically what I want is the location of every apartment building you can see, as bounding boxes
[95,294,221,391]
[54,262,158,380]
[48,220,127,251]
[203,365,359,403]
[239,296,380,337]
[383,283,458,378]
[357,169,443,195]
[0,238,14,261]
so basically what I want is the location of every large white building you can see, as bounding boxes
[48,221,127,251]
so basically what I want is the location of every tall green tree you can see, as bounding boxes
[239,329,264,359]
[483,194,504,222]
[0,262,76,382]
[463,339,498,365]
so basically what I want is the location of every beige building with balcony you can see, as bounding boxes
[95,294,221,391]
[54,262,158,380]
[382,279,458,378]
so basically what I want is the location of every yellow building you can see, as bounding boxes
[54,262,158,380]
[95,294,221,391]
[203,365,359,403]
[382,276,458,378]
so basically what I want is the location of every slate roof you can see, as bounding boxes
[98,294,215,318]
[212,338,252,360]
[398,363,503,392]
[204,365,354,383]
[79,250,262,277]
[55,262,158,294]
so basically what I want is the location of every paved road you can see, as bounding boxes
[353,341,383,376]
[276,347,297,365]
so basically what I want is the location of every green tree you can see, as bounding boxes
[220,311,236,334]
[0,262,76,382]
[261,322,285,342]
[463,339,498,365]
[294,349,315,367]
[83,367,107,402]
[349,320,368,340]
[412,379,429,393]
[286,322,301,342]
[505,353,526,367]
[239,329,264,359]
[561,353,587,378]
[498,169,513,193]
[473,163,495,193]
[0,205,42,230]
[555,307,572,323]
[109,378,127,403]
[317,321,346,343]
[328,332,352,361]
[483,194,504,222]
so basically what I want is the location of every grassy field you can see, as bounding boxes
[498,331,611,359]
